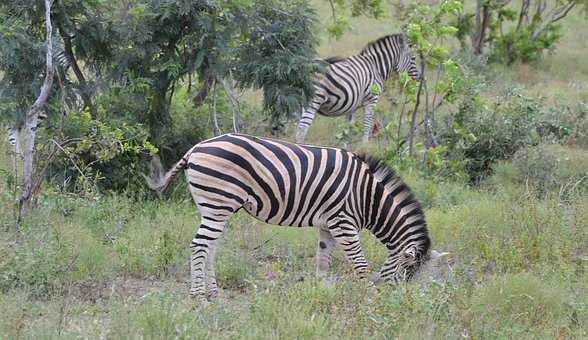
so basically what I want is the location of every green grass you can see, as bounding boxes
[1,161,587,338]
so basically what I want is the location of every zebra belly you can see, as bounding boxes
[319,90,374,117]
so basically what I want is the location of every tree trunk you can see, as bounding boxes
[408,56,426,157]
[221,78,240,133]
[516,0,531,31]
[148,73,173,149]
[57,21,94,117]
[209,80,221,136]
[408,82,424,157]
[18,0,55,222]
[471,0,490,55]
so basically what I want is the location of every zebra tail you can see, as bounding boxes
[142,148,193,196]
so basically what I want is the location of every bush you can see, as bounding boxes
[536,101,588,147]
[440,90,587,184]
[440,88,542,182]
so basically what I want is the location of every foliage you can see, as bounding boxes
[460,0,588,64]
[233,0,320,134]
[41,109,156,193]
[440,88,542,182]
[0,0,321,195]
[325,0,385,38]
[378,0,468,178]
[0,1,61,127]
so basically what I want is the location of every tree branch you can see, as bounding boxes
[55,0,94,116]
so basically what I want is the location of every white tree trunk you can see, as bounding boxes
[221,78,241,133]
[19,0,55,221]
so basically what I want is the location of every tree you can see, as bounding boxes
[18,0,55,220]
[398,0,464,155]
[462,0,588,63]
[1,0,321,200]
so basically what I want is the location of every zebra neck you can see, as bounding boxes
[363,52,394,81]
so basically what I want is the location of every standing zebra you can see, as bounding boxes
[297,34,420,143]
[146,133,446,300]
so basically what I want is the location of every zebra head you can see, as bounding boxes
[394,36,420,81]
[372,238,432,284]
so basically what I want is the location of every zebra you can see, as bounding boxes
[296,34,421,143]
[145,133,446,300]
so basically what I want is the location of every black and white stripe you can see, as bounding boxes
[297,34,420,143]
[146,133,432,300]
[6,126,19,148]
[5,112,48,143]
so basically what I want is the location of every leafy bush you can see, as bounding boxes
[439,88,543,182]
[43,109,157,194]
[536,101,588,147]
[491,26,563,64]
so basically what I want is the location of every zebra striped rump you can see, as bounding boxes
[145,133,434,300]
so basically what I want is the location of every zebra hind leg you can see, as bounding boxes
[190,214,229,302]
[204,238,219,299]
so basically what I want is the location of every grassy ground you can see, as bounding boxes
[2,3,588,339]
[1,142,587,338]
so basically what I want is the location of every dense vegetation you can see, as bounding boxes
[1,0,587,338]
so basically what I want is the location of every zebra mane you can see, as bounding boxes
[356,153,408,192]
[360,34,406,55]
[324,56,347,64]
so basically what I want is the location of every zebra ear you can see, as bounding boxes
[404,246,417,260]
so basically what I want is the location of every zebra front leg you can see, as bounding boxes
[329,222,368,279]
[362,102,377,143]
[316,227,336,278]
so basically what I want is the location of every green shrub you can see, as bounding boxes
[460,88,541,181]
[537,101,588,147]
[0,225,70,297]
[491,26,562,64]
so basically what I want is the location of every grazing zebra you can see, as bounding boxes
[145,133,444,300]
[297,34,420,143]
